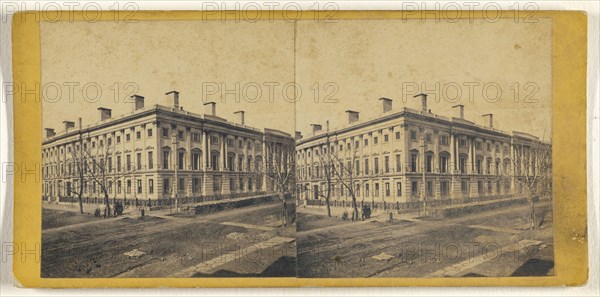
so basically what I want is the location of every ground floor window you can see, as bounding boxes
[426,181,433,196]
[385,182,390,197]
[396,182,402,197]
[148,179,154,193]
[126,180,131,194]
[137,179,142,194]
[374,183,379,197]
[213,176,222,193]
[461,180,469,195]
[193,178,201,193]
[178,178,185,192]
[441,181,449,197]
[163,178,170,194]
[487,180,492,193]
[230,177,235,191]
[365,184,370,197]
[411,181,418,196]
[477,181,483,194]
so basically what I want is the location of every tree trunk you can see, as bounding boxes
[529,194,536,229]
[280,192,288,227]
[325,190,332,217]
[351,195,359,222]
[104,193,111,218]
[78,196,84,214]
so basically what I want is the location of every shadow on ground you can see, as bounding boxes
[192,256,296,277]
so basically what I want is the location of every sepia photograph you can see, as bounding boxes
[36,13,556,280]
[294,18,554,278]
[40,20,297,278]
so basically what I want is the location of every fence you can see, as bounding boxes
[55,191,269,208]
[304,194,518,214]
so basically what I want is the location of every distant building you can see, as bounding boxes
[42,91,294,205]
[295,94,551,204]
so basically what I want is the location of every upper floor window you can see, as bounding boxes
[162,127,169,138]
[178,130,184,140]
[136,131,141,140]
[147,128,153,137]
[440,135,449,146]
[410,131,417,141]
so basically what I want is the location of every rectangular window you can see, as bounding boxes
[178,130,184,140]
[192,132,200,142]
[459,138,467,147]
[211,153,219,170]
[126,134,131,142]
[126,180,131,194]
[163,151,170,169]
[136,153,142,170]
[440,135,449,145]
[364,159,369,175]
[384,134,389,142]
[178,178,185,192]
[192,153,200,170]
[193,178,201,193]
[116,136,121,144]
[163,179,170,194]
[384,156,390,173]
[126,154,131,171]
[162,127,169,137]
[395,131,401,140]
[476,141,482,150]
[147,128,153,137]
[137,180,142,194]
[411,181,418,196]
[149,179,154,193]
[213,176,222,192]
[411,153,418,172]
[374,136,378,144]
[364,139,368,146]
[374,157,379,174]
[425,154,433,172]
[117,180,122,194]
[395,154,401,172]
[107,157,112,172]
[385,182,390,196]
[396,182,402,196]
[410,131,417,141]
[136,131,141,139]
[178,151,185,170]
[459,156,467,173]
[441,181,449,197]
[427,181,433,196]
[440,155,448,173]
[461,180,469,194]
[148,151,153,169]
[476,159,482,174]
[365,184,370,197]
[374,183,379,197]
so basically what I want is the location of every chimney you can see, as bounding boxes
[44,128,55,138]
[63,121,75,132]
[413,93,428,113]
[204,102,216,116]
[234,111,245,125]
[482,114,493,128]
[311,124,322,134]
[97,107,112,121]
[166,91,179,109]
[132,94,145,110]
[345,110,360,124]
[379,97,393,113]
[452,104,464,119]
[295,131,303,140]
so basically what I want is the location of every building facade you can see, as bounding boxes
[42,92,294,205]
[295,94,551,205]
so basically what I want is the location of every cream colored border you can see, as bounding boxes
[12,10,588,287]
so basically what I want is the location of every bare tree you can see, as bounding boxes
[314,121,334,217]
[68,142,86,214]
[510,139,552,229]
[82,142,113,217]
[264,141,295,227]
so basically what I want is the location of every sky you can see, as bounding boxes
[41,18,552,140]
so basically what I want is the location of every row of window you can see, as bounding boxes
[48,175,266,197]
[308,178,512,199]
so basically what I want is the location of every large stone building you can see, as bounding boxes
[295,94,551,205]
[42,91,294,205]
